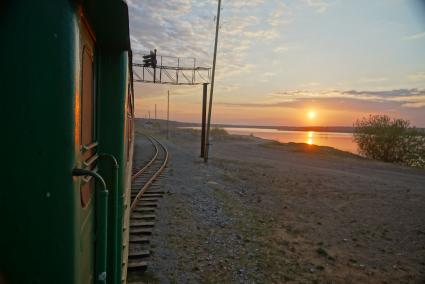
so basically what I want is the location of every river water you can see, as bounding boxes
[223,127,358,154]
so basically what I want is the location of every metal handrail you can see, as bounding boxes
[72,168,108,284]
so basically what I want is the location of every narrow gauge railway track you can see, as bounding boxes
[126,135,169,281]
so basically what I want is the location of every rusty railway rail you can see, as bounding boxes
[126,135,169,282]
[131,135,159,181]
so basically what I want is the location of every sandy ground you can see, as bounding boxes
[135,121,425,284]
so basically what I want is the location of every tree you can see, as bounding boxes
[353,115,424,167]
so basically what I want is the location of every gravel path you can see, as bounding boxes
[136,124,425,284]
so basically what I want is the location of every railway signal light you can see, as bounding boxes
[143,49,157,68]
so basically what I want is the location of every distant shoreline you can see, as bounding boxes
[136,118,354,133]
[136,118,425,134]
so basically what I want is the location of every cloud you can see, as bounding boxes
[303,0,332,13]
[218,89,425,109]
[278,89,425,108]
[267,2,293,27]
[403,102,425,108]
[298,82,321,88]
[227,0,265,9]
[273,46,289,53]
[259,72,277,83]
[217,84,241,93]
[408,72,425,82]
[359,77,388,84]
[216,63,255,79]
[404,31,425,41]
[128,0,285,84]
[244,29,279,40]
[128,0,215,66]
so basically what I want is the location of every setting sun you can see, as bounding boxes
[308,111,316,120]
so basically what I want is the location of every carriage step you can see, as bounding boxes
[129,235,150,244]
[138,198,158,202]
[138,202,157,207]
[145,190,165,194]
[130,227,153,235]
[133,207,156,213]
[128,249,150,258]
[128,259,148,270]
[130,221,155,227]
[142,193,163,198]
[131,214,156,220]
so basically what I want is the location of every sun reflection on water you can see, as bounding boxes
[307,131,314,145]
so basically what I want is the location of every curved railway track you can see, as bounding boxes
[126,135,169,281]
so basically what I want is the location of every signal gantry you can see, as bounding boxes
[132,50,211,85]
[132,50,212,159]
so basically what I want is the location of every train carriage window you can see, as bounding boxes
[81,46,95,151]
[80,43,95,207]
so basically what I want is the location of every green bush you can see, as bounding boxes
[354,115,425,168]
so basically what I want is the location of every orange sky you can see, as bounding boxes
[134,90,408,127]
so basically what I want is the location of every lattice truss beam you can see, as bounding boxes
[132,53,211,85]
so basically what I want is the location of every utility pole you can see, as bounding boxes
[148,110,151,120]
[153,49,157,83]
[167,90,170,139]
[155,104,157,120]
[204,0,221,163]
[201,83,208,157]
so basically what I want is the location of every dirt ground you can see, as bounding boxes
[136,122,425,284]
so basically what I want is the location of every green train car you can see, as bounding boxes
[1,1,135,283]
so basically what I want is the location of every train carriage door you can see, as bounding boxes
[79,19,97,284]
